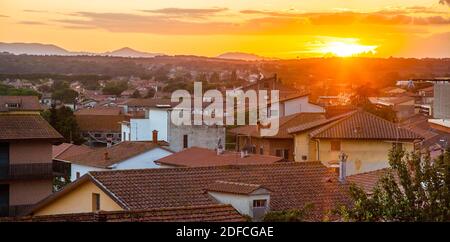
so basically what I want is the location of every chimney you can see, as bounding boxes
[152,130,158,144]
[104,151,109,161]
[240,150,246,158]
[216,138,224,155]
[217,147,223,155]
[338,152,348,182]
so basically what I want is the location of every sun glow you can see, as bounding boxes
[319,41,378,57]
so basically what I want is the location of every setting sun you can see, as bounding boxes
[319,41,378,57]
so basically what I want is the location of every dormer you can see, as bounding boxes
[206,180,271,221]
[5,102,21,109]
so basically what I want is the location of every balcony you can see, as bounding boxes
[0,204,33,217]
[0,163,54,180]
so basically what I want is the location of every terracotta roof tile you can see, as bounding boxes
[88,162,352,220]
[75,107,124,116]
[63,141,171,168]
[206,180,268,195]
[0,96,42,112]
[0,115,63,140]
[75,112,129,132]
[309,110,423,140]
[7,204,245,222]
[155,147,283,167]
[122,98,173,108]
[288,111,356,134]
[52,143,94,160]
[229,113,326,138]
[346,168,389,193]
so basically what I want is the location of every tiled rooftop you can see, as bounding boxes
[0,115,63,141]
[63,141,171,168]
[155,147,283,167]
[309,110,423,140]
[87,162,351,220]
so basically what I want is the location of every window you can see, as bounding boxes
[301,155,308,161]
[0,143,9,178]
[92,193,100,212]
[283,149,289,160]
[76,172,80,179]
[123,132,126,141]
[5,103,20,109]
[275,149,282,157]
[330,140,341,151]
[253,199,267,208]
[251,145,256,154]
[183,135,188,149]
[0,184,9,217]
[94,133,102,138]
[259,147,263,155]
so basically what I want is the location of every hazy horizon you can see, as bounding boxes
[1,0,449,58]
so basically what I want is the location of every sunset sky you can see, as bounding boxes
[0,0,449,58]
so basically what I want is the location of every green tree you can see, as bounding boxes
[262,204,313,222]
[52,88,78,103]
[0,83,41,97]
[53,176,71,192]
[102,80,128,96]
[338,148,450,222]
[42,106,85,145]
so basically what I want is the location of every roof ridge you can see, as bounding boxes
[89,173,130,210]
[90,161,324,175]
[214,180,261,187]
[53,143,73,158]
[287,110,356,134]
[360,110,422,137]
[309,110,360,138]
[346,167,390,177]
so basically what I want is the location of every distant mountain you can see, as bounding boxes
[0,42,162,58]
[216,52,266,61]
[103,47,161,58]
[0,42,72,55]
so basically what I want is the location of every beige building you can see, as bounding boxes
[288,110,423,175]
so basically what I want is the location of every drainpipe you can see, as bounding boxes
[314,139,320,161]
[338,152,348,183]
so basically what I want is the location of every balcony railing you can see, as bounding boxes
[0,204,34,217]
[0,163,54,180]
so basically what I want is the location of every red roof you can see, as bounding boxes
[122,98,173,108]
[10,204,244,222]
[206,180,269,195]
[0,115,63,141]
[75,107,124,116]
[83,162,351,221]
[52,143,93,160]
[309,110,423,140]
[155,147,283,167]
[288,111,355,134]
[229,112,326,139]
[347,168,390,193]
[63,141,171,168]
[0,96,42,112]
